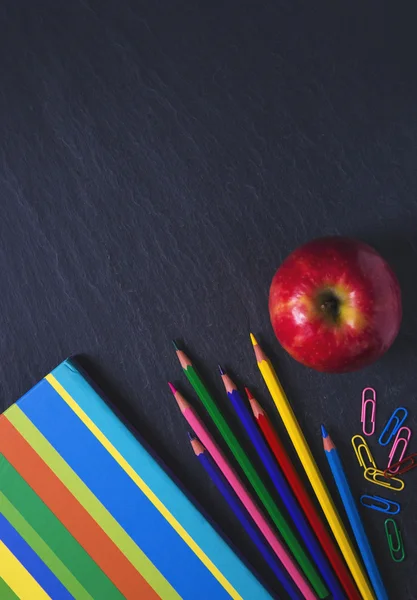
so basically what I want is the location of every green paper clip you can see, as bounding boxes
[384,518,405,562]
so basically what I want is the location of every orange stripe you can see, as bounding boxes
[0,416,160,600]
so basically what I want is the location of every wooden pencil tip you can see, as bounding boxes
[322,427,336,451]
[250,332,258,346]
[247,393,264,418]
[219,371,236,394]
[190,436,206,456]
[245,387,254,400]
[167,381,177,395]
[172,340,179,351]
[218,364,226,376]
[251,336,267,363]
[175,348,193,369]
[169,386,190,412]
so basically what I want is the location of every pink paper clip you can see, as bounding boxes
[361,387,376,436]
[387,427,412,474]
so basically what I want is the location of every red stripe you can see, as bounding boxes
[0,415,160,600]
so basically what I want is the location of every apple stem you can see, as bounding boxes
[319,294,340,323]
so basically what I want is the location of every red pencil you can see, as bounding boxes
[246,388,361,600]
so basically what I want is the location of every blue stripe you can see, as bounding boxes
[19,379,232,600]
[49,360,273,600]
[0,513,74,599]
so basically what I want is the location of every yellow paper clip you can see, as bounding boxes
[384,518,405,562]
[364,467,405,491]
[351,434,377,471]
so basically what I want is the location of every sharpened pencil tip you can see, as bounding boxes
[167,382,177,395]
[250,333,258,346]
[187,431,196,441]
[169,385,190,412]
[172,340,179,351]
[321,424,328,438]
[218,364,225,376]
[245,387,254,400]
[190,436,205,456]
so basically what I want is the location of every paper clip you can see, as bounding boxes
[361,387,376,436]
[384,518,405,562]
[364,467,405,491]
[352,434,377,471]
[360,494,400,515]
[387,427,412,474]
[378,407,408,446]
[384,452,417,478]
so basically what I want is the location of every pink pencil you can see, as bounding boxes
[168,383,316,600]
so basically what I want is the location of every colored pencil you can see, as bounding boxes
[190,434,303,600]
[322,426,388,600]
[168,383,316,600]
[173,343,320,592]
[248,389,360,600]
[220,368,343,600]
[250,334,375,600]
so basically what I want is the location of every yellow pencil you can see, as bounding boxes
[250,334,375,600]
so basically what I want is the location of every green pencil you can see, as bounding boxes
[174,342,327,598]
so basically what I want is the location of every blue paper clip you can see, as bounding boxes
[360,494,400,515]
[378,407,408,446]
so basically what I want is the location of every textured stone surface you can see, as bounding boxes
[0,1,416,597]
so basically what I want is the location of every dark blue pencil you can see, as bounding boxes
[322,425,388,600]
[189,434,303,600]
[219,368,346,600]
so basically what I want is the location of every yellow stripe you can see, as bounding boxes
[0,540,52,600]
[46,374,242,600]
[6,406,179,600]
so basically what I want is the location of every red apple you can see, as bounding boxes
[269,237,402,373]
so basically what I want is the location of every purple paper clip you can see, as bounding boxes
[361,387,376,436]
[387,427,412,474]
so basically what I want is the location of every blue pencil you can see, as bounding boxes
[322,425,388,600]
[219,368,346,600]
[189,434,303,600]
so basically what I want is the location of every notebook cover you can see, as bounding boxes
[0,359,274,600]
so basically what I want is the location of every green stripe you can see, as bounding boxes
[0,492,93,600]
[6,406,177,600]
[0,577,19,600]
[0,455,124,600]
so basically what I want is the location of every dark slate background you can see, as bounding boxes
[1,1,416,598]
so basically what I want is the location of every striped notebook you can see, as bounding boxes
[0,359,274,600]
